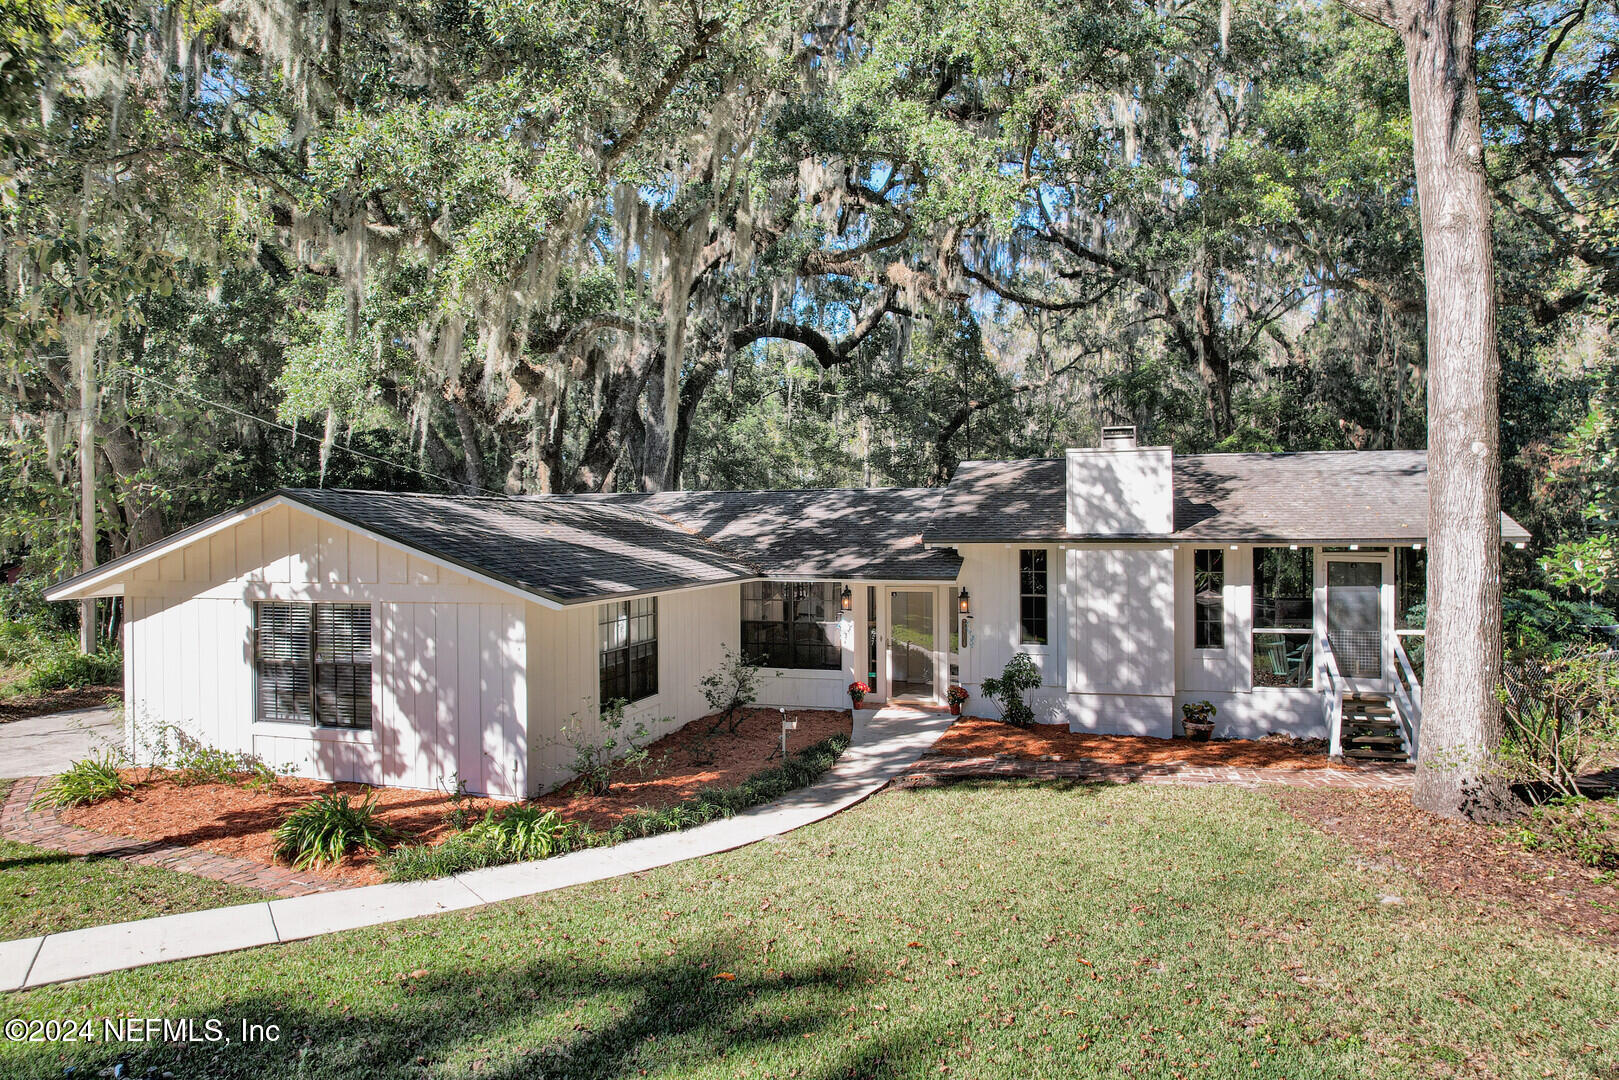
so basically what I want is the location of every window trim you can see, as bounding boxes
[1018,548,1049,647]
[741,580,844,672]
[253,601,374,730]
[599,597,659,705]
[1192,548,1225,652]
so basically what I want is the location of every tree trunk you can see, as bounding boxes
[1400,0,1514,819]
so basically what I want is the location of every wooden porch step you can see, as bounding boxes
[1345,748,1409,761]
[1346,735,1404,747]
[1345,703,1394,716]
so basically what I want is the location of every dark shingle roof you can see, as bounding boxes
[922,451,1531,544]
[286,489,757,604]
[552,488,963,581]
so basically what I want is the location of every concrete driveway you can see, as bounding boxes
[0,707,123,778]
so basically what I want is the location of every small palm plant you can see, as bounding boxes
[31,755,132,809]
[273,789,395,869]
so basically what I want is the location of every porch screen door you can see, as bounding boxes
[889,591,936,699]
[1327,561,1383,680]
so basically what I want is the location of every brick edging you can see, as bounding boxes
[1,777,333,898]
[897,755,1415,790]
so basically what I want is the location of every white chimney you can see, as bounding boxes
[1065,435,1173,536]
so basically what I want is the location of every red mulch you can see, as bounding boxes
[530,707,852,830]
[56,707,852,886]
[1274,787,1619,940]
[929,717,1332,769]
[0,685,122,724]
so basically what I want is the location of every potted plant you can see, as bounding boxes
[1181,700,1217,741]
[848,680,871,710]
[946,685,969,716]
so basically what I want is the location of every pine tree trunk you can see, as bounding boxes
[1399,0,1516,820]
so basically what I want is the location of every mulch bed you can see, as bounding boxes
[55,707,852,886]
[530,707,852,830]
[0,685,122,724]
[1274,787,1619,940]
[930,717,1332,769]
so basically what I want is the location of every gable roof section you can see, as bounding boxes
[287,489,760,603]
[922,451,1532,544]
[44,489,761,606]
[560,487,963,581]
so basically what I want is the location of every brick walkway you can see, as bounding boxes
[1,777,333,898]
[897,754,1415,790]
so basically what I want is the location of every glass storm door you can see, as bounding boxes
[1327,561,1385,682]
[889,590,936,699]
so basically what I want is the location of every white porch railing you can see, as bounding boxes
[1322,637,1347,759]
[1391,629,1424,758]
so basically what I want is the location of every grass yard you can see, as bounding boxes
[0,781,268,939]
[3,781,1617,1079]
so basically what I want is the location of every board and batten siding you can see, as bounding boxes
[525,584,738,793]
[121,502,528,797]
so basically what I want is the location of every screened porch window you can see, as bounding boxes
[600,598,658,704]
[254,602,372,728]
[1193,549,1224,650]
[742,581,841,670]
[1019,549,1048,645]
[1252,547,1314,687]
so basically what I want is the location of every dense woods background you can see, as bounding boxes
[1,0,1615,640]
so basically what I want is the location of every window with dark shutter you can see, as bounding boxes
[599,597,658,704]
[254,602,372,729]
[740,581,841,670]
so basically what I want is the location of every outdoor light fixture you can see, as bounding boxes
[1514,542,1528,550]
[1412,543,1423,551]
[840,585,853,612]
[1348,544,1360,551]
[1289,544,1299,550]
[958,588,971,615]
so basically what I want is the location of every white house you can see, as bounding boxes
[45,427,1530,796]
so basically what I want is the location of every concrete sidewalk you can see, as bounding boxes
[0,705,953,991]
[0,706,122,779]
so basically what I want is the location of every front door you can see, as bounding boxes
[888,589,937,700]
[1326,559,1388,689]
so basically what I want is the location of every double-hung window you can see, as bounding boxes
[254,602,372,728]
[1019,549,1048,645]
[741,581,842,670]
[1193,549,1225,650]
[600,597,658,704]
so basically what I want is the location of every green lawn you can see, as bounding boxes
[0,781,268,939]
[3,781,1616,1079]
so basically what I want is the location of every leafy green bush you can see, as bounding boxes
[981,654,1042,727]
[1499,646,1619,798]
[0,618,121,697]
[1516,797,1618,871]
[384,734,852,882]
[384,806,595,881]
[273,790,395,870]
[30,755,132,809]
[167,733,278,788]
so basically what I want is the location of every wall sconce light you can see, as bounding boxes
[840,585,852,613]
[1348,544,1360,551]
[958,588,971,616]
[1412,543,1423,551]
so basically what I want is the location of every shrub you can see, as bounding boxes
[1499,647,1619,799]
[981,654,1042,727]
[0,619,122,698]
[1516,797,1618,871]
[31,755,132,809]
[168,731,278,788]
[385,807,596,881]
[699,646,764,734]
[273,790,394,870]
[563,699,656,795]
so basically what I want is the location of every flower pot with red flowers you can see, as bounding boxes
[848,680,871,710]
[946,685,969,716]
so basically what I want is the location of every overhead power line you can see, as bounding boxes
[115,367,505,496]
